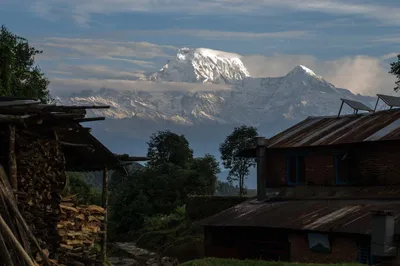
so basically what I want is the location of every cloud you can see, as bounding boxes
[120,29,310,40]
[381,53,399,60]
[242,54,397,96]
[50,64,146,80]
[49,79,231,96]
[34,37,176,63]
[28,0,400,26]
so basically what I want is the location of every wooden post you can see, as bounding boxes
[8,125,17,191]
[100,165,108,264]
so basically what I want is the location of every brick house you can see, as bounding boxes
[198,96,400,264]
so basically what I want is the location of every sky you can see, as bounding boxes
[1,0,399,96]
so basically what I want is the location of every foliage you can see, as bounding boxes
[109,131,220,239]
[390,54,400,92]
[147,130,194,169]
[181,258,362,266]
[185,196,247,221]
[219,125,258,197]
[0,25,51,102]
[136,205,203,259]
[62,172,101,205]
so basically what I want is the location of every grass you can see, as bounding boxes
[180,258,362,266]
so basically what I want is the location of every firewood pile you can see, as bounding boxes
[0,164,61,266]
[57,195,105,264]
[15,132,67,259]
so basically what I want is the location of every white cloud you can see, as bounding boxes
[33,38,176,66]
[49,78,231,96]
[381,53,399,60]
[50,64,146,80]
[124,29,310,40]
[242,54,397,96]
[28,0,400,26]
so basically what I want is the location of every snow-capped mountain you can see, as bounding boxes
[55,47,376,160]
[145,47,250,84]
[57,61,374,126]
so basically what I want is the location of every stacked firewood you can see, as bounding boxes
[15,132,67,259]
[57,195,105,264]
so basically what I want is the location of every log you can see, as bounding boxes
[100,165,108,263]
[74,117,105,123]
[8,125,17,191]
[58,141,94,149]
[0,213,36,266]
[0,228,14,266]
[0,166,51,266]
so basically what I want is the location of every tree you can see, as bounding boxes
[389,54,400,92]
[0,25,51,102]
[109,131,221,238]
[147,130,193,169]
[62,172,101,205]
[189,154,220,195]
[219,125,258,197]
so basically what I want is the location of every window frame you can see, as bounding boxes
[286,155,306,185]
[334,153,350,185]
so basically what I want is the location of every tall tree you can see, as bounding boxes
[189,154,220,195]
[0,25,51,102]
[389,54,400,92]
[219,125,258,197]
[147,130,193,169]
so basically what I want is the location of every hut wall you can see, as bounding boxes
[204,226,290,261]
[290,233,360,263]
[264,141,400,187]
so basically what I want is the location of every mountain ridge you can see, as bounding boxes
[54,47,377,189]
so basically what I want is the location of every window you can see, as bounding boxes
[286,156,306,185]
[335,154,350,184]
[308,233,331,253]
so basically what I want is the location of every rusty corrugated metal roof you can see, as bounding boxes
[197,199,400,235]
[267,109,400,148]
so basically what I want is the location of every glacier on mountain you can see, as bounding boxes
[56,47,376,131]
[146,47,250,84]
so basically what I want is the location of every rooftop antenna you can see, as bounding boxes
[337,98,373,118]
[374,94,400,112]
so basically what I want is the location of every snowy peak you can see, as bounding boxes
[147,47,250,84]
[286,65,319,78]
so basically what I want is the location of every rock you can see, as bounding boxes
[115,242,157,258]
[108,257,139,266]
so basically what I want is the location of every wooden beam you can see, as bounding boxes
[0,114,31,124]
[59,141,94,149]
[100,165,109,263]
[75,117,106,123]
[55,105,110,110]
[8,126,17,191]
[0,100,40,107]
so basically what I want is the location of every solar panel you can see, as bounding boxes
[341,99,373,112]
[337,98,373,117]
[377,94,400,108]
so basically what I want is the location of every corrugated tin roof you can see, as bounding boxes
[197,199,400,235]
[267,109,400,148]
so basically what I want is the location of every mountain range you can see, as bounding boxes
[55,47,377,188]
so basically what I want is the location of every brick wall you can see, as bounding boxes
[356,142,400,185]
[290,233,359,263]
[265,149,336,187]
[265,141,400,187]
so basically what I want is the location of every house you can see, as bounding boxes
[197,95,400,265]
[0,97,147,265]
